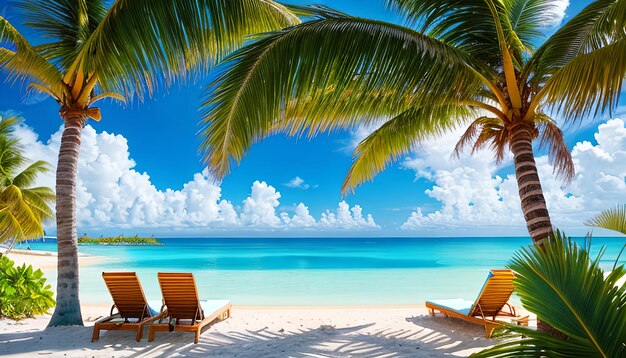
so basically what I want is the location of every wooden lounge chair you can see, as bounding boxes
[148,272,231,344]
[425,269,519,338]
[92,272,166,342]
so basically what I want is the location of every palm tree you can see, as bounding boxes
[0,0,299,326]
[0,116,55,249]
[200,0,625,246]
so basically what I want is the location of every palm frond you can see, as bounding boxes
[0,117,19,137]
[87,91,126,106]
[0,185,45,243]
[342,103,475,195]
[0,120,27,182]
[12,160,50,188]
[538,37,626,122]
[76,0,300,100]
[387,0,527,65]
[20,187,56,202]
[526,0,626,82]
[200,14,483,179]
[16,0,107,70]
[453,116,499,158]
[473,230,626,357]
[586,205,626,235]
[475,120,508,163]
[536,113,574,183]
[505,0,570,50]
[0,16,64,97]
[20,188,55,222]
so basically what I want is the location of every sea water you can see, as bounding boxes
[23,237,625,306]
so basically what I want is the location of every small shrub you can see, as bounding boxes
[0,255,55,320]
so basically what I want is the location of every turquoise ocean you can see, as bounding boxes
[22,237,625,306]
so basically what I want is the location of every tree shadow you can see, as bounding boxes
[1,314,493,357]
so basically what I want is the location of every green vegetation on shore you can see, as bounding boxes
[77,234,162,246]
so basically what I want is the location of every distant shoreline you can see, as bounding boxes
[6,249,105,269]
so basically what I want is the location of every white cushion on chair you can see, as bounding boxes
[200,299,231,316]
[427,298,474,315]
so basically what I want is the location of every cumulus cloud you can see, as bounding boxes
[284,176,311,190]
[14,123,378,234]
[320,201,379,230]
[542,0,570,27]
[400,118,626,235]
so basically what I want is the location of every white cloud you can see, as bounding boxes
[240,181,283,227]
[14,123,378,234]
[542,0,570,27]
[281,203,317,228]
[284,176,310,190]
[400,118,626,236]
[320,201,379,230]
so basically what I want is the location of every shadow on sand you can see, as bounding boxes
[1,315,493,357]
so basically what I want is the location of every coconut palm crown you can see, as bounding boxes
[0,0,299,326]
[200,0,626,245]
[0,116,54,248]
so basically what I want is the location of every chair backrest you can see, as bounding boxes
[158,272,202,321]
[469,269,515,318]
[102,272,151,319]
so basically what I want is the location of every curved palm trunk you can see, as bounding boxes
[510,125,553,245]
[48,111,86,327]
[510,124,560,334]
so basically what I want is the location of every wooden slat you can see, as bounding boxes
[470,270,515,317]
[102,272,150,320]
[158,272,202,320]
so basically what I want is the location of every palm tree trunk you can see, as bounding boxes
[48,110,86,327]
[510,123,561,334]
[510,124,553,245]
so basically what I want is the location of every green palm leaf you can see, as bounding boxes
[0,119,54,245]
[526,0,625,82]
[16,0,107,70]
[76,0,300,99]
[0,185,45,242]
[20,188,55,222]
[586,205,626,235]
[387,0,533,65]
[12,161,50,189]
[200,11,484,178]
[0,16,64,96]
[343,103,474,194]
[473,231,626,358]
[538,37,626,121]
[505,0,570,49]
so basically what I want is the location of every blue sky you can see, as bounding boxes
[1,0,625,237]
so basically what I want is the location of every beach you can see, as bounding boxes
[1,305,499,357]
[0,248,526,357]
[7,249,106,269]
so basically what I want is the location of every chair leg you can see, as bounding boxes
[194,329,201,344]
[148,326,156,342]
[136,326,143,342]
[91,326,101,342]
[484,322,497,338]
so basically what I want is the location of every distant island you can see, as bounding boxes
[77,234,162,246]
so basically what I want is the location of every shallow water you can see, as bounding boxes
[23,236,625,306]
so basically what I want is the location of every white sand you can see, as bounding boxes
[0,305,500,357]
[7,249,105,269]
